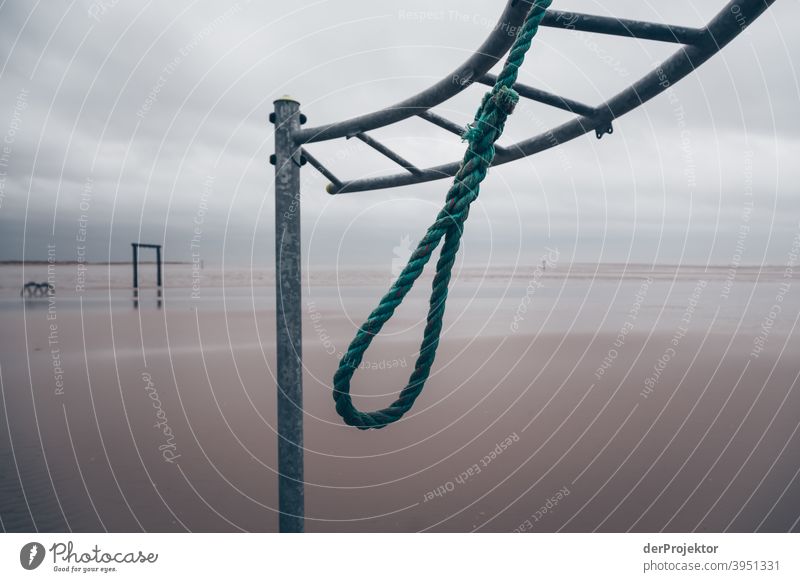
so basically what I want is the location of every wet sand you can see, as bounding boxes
[1,265,799,532]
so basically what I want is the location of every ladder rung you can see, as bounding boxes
[542,10,707,45]
[300,148,343,191]
[417,110,466,137]
[353,133,422,176]
[478,74,596,117]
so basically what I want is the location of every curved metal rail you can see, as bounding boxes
[293,0,531,145]
[294,0,776,194]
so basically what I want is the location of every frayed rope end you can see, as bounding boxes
[493,85,519,114]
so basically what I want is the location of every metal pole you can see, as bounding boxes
[272,96,304,533]
[155,245,162,297]
[131,243,138,297]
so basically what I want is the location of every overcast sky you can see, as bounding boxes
[0,0,797,269]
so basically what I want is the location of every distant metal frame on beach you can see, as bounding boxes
[270,0,777,532]
[130,242,163,304]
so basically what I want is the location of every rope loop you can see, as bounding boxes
[332,0,553,429]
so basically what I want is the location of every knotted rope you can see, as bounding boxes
[333,0,552,429]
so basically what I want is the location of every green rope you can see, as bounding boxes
[333,0,553,429]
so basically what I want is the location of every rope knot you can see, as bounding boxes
[493,85,519,115]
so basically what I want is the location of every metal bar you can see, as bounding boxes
[293,0,530,144]
[416,110,511,157]
[300,148,343,191]
[273,96,304,533]
[541,9,708,45]
[294,6,708,147]
[328,0,774,194]
[477,73,596,116]
[417,110,466,137]
[354,133,422,175]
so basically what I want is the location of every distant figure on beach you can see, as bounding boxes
[20,281,54,298]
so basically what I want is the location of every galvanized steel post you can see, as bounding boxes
[155,245,162,297]
[131,243,138,296]
[272,96,304,533]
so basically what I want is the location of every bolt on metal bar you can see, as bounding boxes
[300,148,343,192]
[541,9,708,45]
[478,73,596,117]
[325,0,774,194]
[273,97,304,533]
[354,133,422,176]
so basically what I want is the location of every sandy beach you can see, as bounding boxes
[1,262,798,532]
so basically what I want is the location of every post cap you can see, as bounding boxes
[273,95,300,105]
